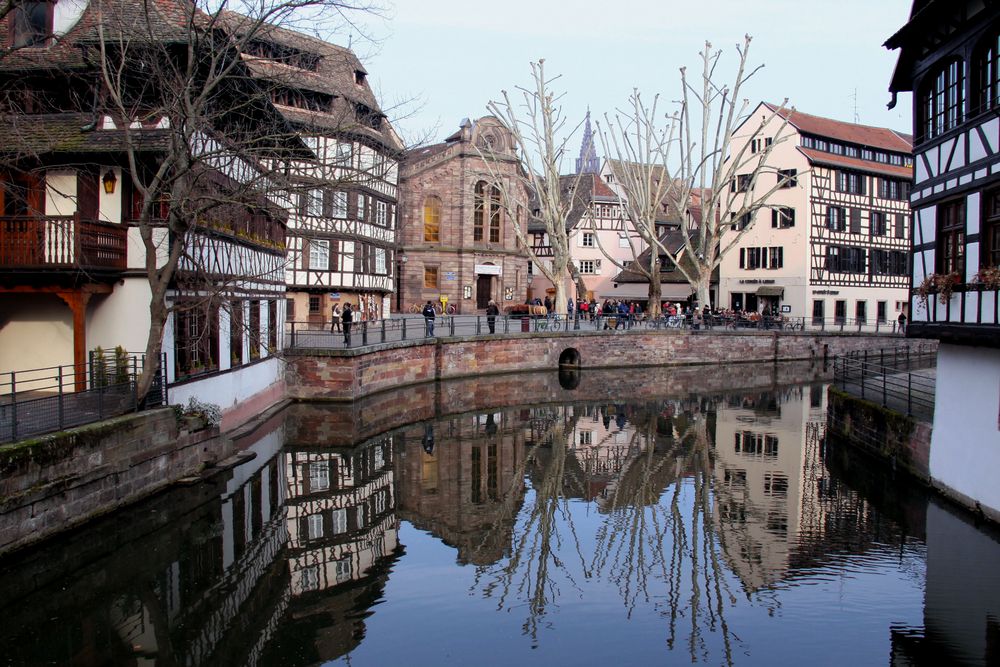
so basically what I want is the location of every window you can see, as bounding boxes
[826,206,847,232]
[424,266,439,288]
[11,2,52,48]
[327,190,348,218]
[230,301,243,367]
[473,181,486,242]
[984,188,1000,268]
[731,174,752,193]
[302,189,323,217]
[870,211,887,236]
[356,193,366,221]
[249,300,261,361]
[332,508,347,534]
[579,259,602,274]
[778,169,797,188]
[376,201,387,226]
[307,514,324,540]
[826,245,867,273]
[732,212,751,230]
[920,59,966,140]
[489,185,502,243]
[581,231,595,247]
[895,213,907,239]
[836,171,866,195]
[174,301,219,376]
[307,238,330,270]
[309,461,331,493]
[979,30,1000,113]
[618,234,630,248]
[879,178,910,201]
[771,207,795,228]
[268,300,277,353]
[763,473,788,497]
[308,295,320,314]
[834,300,846,324]
[579,430,593,445]
[751,137,772,153]
[850,208,862,234]
[937,198,965,275]
[768,246,784,269]
[375,247,387,274]
[423,196,441,242]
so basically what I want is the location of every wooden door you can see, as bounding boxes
[476,275,492,309]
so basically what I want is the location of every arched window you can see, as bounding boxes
[473,181,486,242]
[919,59,965,141]
[489,185,502,243]
[977,29,1000,114]
[423,195,441,242]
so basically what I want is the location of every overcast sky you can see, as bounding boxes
[342,0,915,152]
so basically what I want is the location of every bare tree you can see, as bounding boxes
[599,37,798,310]
[88,0,389,398]
[481,60,585,317]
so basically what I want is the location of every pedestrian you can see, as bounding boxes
[422,300,436,336]
[486,299,500,334]
[330,302,342,333]
[897,312,907,335]
[342,303,353,346]
[544,295,552,313]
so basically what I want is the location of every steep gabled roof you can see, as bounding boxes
[763,102,912,154]
[797,147,913,179]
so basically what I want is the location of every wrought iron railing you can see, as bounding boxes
[0,352,166,444]
[285,314,913,351]
[0,215,127,270]
[832,348,937,420]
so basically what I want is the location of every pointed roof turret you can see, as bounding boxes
[575,109,600,174]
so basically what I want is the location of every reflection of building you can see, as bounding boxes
[396,411,525,565]
[712,386,827,591]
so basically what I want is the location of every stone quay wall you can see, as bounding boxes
[0,409,234,555]
[286,330,933,402]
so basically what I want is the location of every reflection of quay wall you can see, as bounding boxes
[0,408,235,555]
[287,361,829,448]
[396,415,525,566]
[286,332,930,401]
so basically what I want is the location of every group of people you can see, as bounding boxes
[330,302,355,346]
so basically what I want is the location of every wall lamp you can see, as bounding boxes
[102,170,118,194]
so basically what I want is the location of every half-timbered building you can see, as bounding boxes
[0,0,295,429]
[886,0,1000,521]
[719,102,913,324]
[236,23,403,326]
[399,117,530,313]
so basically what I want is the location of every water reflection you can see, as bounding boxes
[1,372,999,666]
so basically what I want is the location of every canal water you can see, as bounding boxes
[1,365,998,666]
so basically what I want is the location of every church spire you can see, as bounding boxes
[576,109,600,174]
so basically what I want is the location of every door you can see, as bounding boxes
[476,275,492,309]
[812,299,824,326]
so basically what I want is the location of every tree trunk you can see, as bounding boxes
[647,263,662,317]
[553,281,567,316]
[694,271,712,311]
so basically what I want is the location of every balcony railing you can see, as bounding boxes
[911,283,1000,329]
[0,215,127,271]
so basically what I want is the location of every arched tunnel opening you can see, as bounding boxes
[559,347,581,369]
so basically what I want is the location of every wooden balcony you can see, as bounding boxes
[0,215,127,272]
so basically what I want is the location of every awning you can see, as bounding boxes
[756,286,785,297]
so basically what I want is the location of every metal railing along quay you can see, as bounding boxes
[286,314,910,350]
[0,351,166,444]
[832,348,937,421]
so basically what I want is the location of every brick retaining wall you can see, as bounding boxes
[0,409,233,554]
[286,330,933,402]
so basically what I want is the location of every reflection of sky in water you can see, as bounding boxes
[1,378,998,667]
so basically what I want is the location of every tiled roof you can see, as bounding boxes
[612,229,705,284]
[797,148,913,179]
[0,113,169,154]
[765,102,912,154]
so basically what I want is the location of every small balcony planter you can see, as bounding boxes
[973,266,1000,291]
[916,272,961,308]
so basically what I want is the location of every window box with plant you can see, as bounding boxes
[972,266,1000,291]
[916,271,962,308]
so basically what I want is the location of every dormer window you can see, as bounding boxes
[354,70,366,86]
[12,1,53,48]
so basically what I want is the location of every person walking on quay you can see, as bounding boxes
[422,300,436,336]
[342,303,353,347]
[330,302,342,333]
[486,299,500,334]
[897,311,907,335]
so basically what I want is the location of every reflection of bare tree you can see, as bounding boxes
[475,398,745,664]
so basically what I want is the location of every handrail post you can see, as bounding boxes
[381,318,386,344]
[477,316,481,335]
[907,372,913,415]
[132,355,139,410]
[362,321,368,346]
[291,321,297,349]
[402,317,407,341]
[58,364,65,429]
[10,373,17,442]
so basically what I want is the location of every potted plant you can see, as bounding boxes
[916,271,962,308]
[973,266,1000,290]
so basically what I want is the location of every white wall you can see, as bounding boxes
[87,277,152,353]
[0,295,72,375]
[168,357,284,416]
[929,344,1000,517]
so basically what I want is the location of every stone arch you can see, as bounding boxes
[559,347,581,369]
